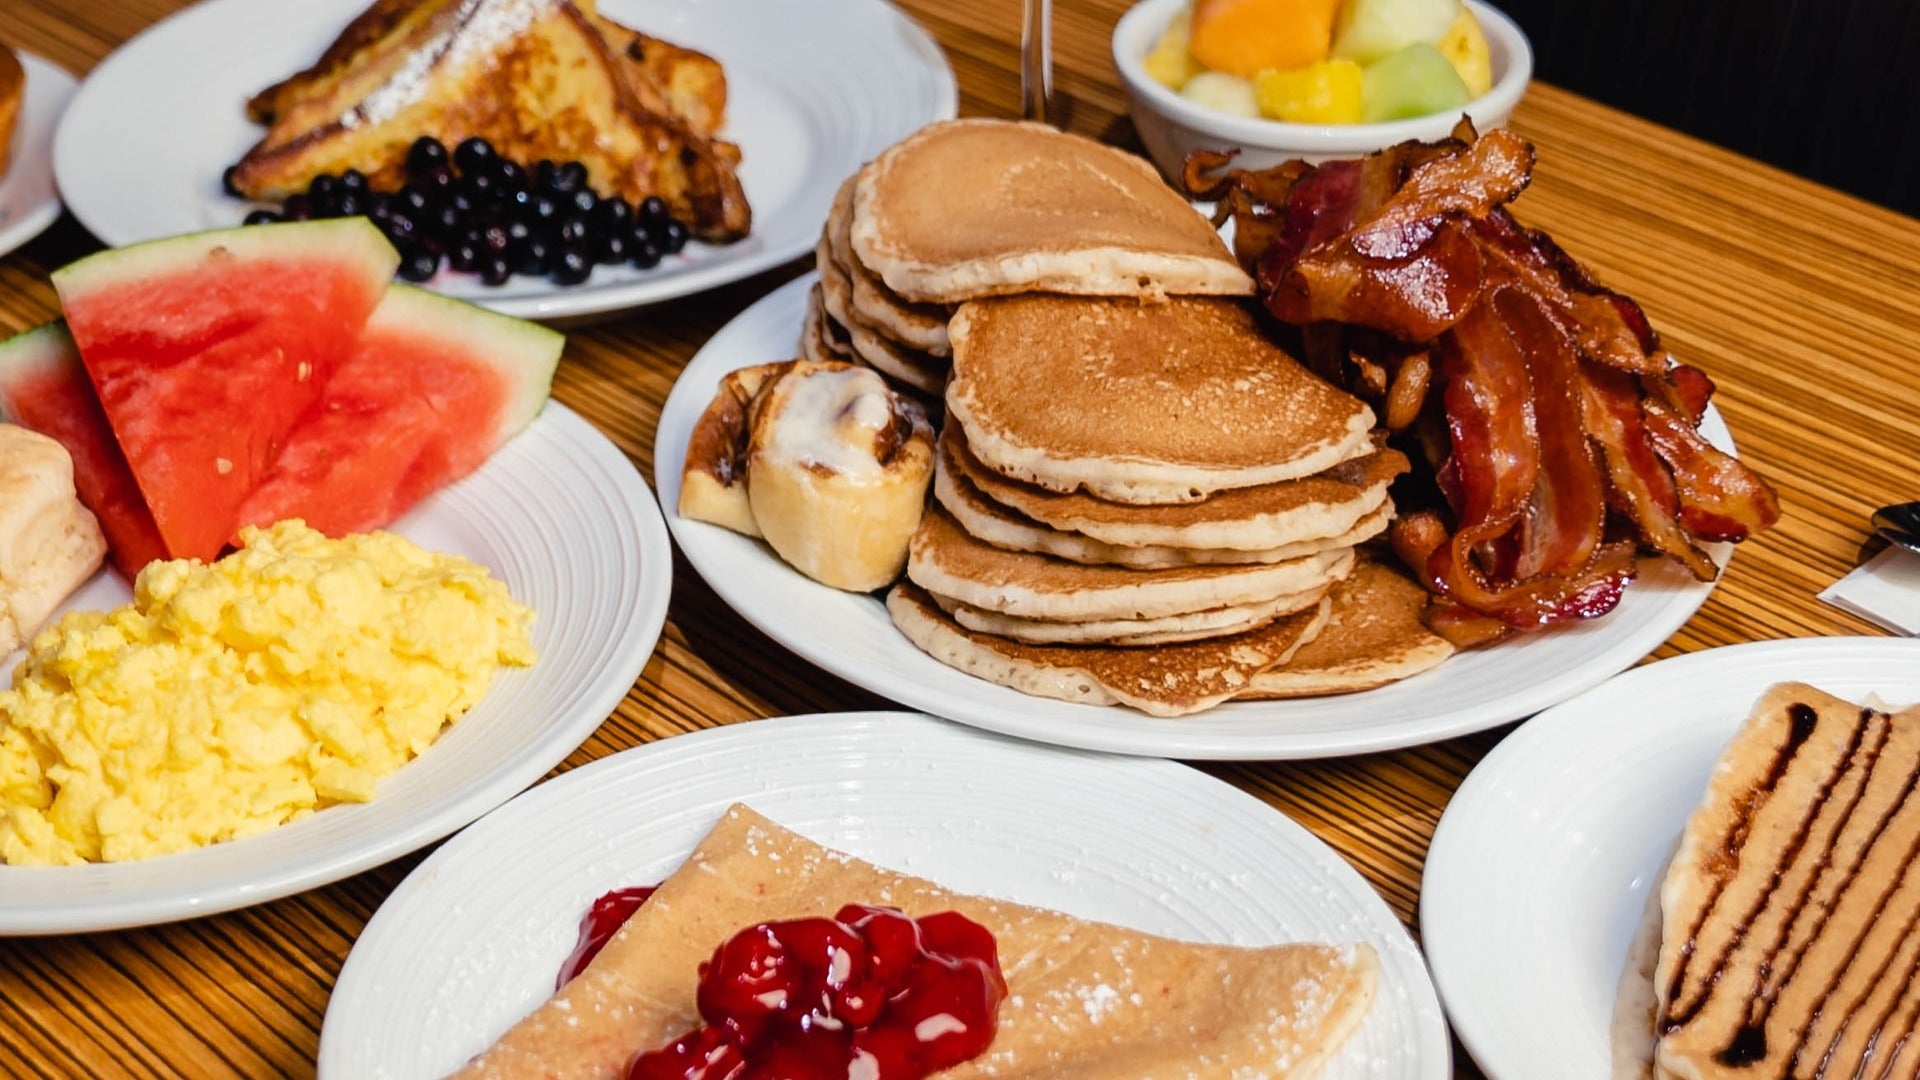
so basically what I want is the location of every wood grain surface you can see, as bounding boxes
[1,1,1914,1077]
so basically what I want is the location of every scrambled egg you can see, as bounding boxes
[0,520,536,865]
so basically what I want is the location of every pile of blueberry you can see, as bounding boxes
[231,136,690,286]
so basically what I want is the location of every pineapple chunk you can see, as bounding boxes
[1437,8,1493,97]
[1144,7,1204,90]
[1254,60,1364,123]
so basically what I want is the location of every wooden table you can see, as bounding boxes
[1,1,1912,1077]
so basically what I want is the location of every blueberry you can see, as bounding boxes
[594,231,629,264]
[531,158,558,191]
[222,165,245,198]
[454,137,496,176]
[550,247,593,286]
[426,203,461,239]
[398,248,441,282]
[396,187,431,217]
[450,190,477,217]
[638,195,668,222]
[565,188,598,216]
[381,213,418,245]
[505,218,535,251]
[283,194,314,221]
[335,192,365,218]
[494,159,526,194]
[480,223,512,255]
[417,166,456,197]
[556,215,590,247]
[463,170,502,204]
[339,168,368,193]
[449,240,483,273]
[549,161,588,195]
[515,236,554,276]
[307,174,339,201]
[593,197,633,232]
[407,136,448,179]
[630,238,662,269]
[242,209,282,226]
[480,254,513,287]
[365,192,393,219]
[660,219,688,253]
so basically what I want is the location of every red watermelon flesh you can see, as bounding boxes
[234,284,562,539]
[52,218,399,563]
[0,322,169,576]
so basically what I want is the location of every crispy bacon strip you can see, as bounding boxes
[1189,124,1782,644]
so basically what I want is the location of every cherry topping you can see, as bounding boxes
[627,905,1005,1080]
[556,885,657,990]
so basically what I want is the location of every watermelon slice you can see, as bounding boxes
[52,218,400,563]
[235,285,562,538]
[0,323,169,576]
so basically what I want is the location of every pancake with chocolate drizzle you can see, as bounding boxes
[1640,683,1920,1080]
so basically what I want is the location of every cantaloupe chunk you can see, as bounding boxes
[1188,0,1343,79]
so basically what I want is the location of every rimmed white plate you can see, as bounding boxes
[1420,636,1920,1080]
[318,712,1449,1078]
[51,0,955,320]
[651,274,1735,760]
[0,50,76,260]
[0,403,671,934]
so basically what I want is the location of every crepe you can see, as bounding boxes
[946,295,1376,504]
[453,804,1378,1079]
[850,119,1252,303]
[888,582,1331,717]
[1637,684,1920,1080]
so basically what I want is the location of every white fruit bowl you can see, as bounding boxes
[1113,0,1532,182]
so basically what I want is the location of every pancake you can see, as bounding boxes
[825,171,952,356]
[947,295,1377,504]
[907,503,1354,623]
[1237,555,1453,698]
[1650,684,1920,1080]
[850,119,1253,304]
[454,804,1378,1078]
[936,587,1323,646]
[798,283,852,365]
[888,582,1332,717]
[817,236,948,396]
[934,442,1394,568]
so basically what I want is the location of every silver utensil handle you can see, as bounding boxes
[1021,0,1054,123]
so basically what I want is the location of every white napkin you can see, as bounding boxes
[1819,546,1920,635]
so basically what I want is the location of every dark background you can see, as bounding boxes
[1493,0,1920,217]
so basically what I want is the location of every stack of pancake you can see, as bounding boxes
[793,119,1454,716]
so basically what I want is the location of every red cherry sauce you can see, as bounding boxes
[557,886,658,990]
[627,904,1006,1080]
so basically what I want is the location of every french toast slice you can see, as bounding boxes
[229,0,749,241]
[588,15,726,136]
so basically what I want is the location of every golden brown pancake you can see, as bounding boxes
[887,582,1331,717]
[907,504,1352,623]
[944,423,1402,552]
[849,119,1253,303]
[453,805,1378,1078]
[934,443,1393,569]
[824,172,952,356]
[947,296,1377,504]
[817,237,947,396]
[936,588,1321,646]
[1650,684,1920,1080]
[1238,554,1452,698]
[798,283,853,365]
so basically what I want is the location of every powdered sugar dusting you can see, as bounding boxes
[343,0,549,129]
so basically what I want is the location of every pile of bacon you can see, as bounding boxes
[1187,121,1780,646]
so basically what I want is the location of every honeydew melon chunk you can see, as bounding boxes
[1360,42,1472,122]
[1181,70,1261,116]
[1332,0,1463,65]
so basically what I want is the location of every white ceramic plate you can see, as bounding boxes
[1420,636,1920,1080]
[0,51,77,260]
[51,0,955,320]
[318,711,1449,1079]
[0,403,671,933]
[651,274,1735,760]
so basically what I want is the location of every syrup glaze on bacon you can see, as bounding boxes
[1187,121,1781,646]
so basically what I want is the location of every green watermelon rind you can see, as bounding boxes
[371,284,564,441]
[50,217,400,299]
[0,322,77,421]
